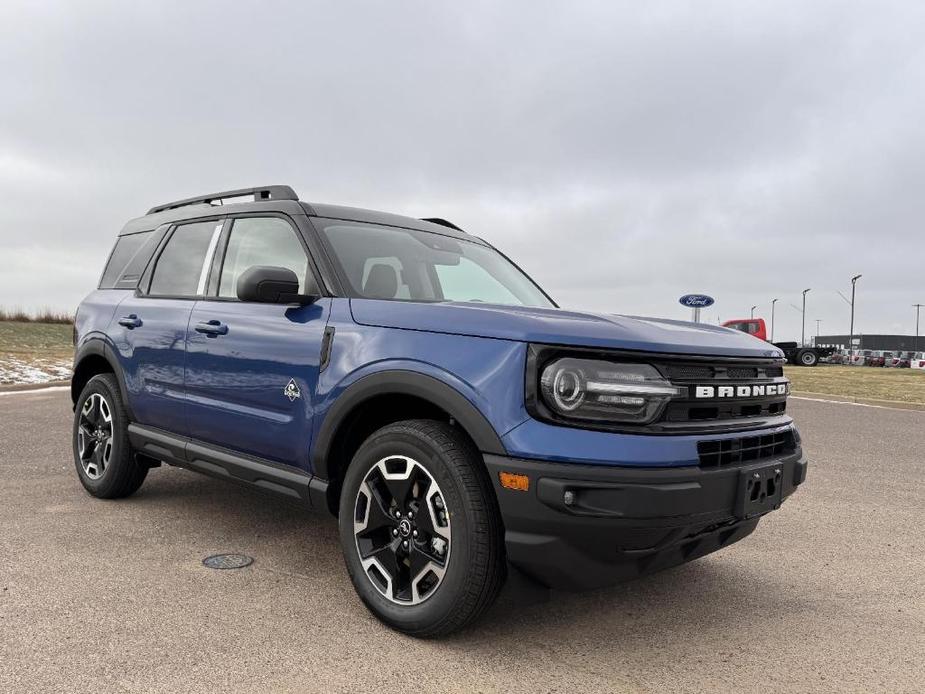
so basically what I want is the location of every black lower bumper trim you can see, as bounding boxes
[484,451,806,590]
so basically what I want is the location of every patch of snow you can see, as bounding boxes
[0,356,72,385]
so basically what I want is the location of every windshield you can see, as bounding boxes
[317,221,554,308]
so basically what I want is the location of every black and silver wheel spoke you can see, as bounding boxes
[379,465,422,512]
[354,455,452,605]
[407,541,443,576]
[78,393,113,480]
[365,541,403,586]
[361,479,399,535]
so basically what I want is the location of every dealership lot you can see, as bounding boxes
[1,390,922,693]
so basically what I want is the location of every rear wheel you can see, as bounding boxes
[797,349,818,367]
[72,374,148,498]
[338,420,506,637]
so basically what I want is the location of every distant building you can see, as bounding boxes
[814,334,924,351]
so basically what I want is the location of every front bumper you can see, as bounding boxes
[484,451,807,590]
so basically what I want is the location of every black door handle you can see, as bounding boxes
[195,320,228,336]
[118,315,142,329]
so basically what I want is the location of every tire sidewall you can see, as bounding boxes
[338,426,478,632]
[72,374,129,495]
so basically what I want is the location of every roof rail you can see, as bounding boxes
[147,185,299,215]
[421,217,464,232]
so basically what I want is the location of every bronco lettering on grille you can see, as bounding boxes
[694,383,789,399]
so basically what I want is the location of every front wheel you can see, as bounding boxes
[338,420,506,637]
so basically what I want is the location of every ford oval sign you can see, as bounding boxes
[679,294,715,308]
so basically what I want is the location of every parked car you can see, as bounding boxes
[71,185,807,636]
[831,349,850,365]
[849,349,871,366]
[866,350,886,367]
[885,351,913,368]
[911,352,925,370]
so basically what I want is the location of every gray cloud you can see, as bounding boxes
[1,0,923,342]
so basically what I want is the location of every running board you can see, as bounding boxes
[127,423,328,509]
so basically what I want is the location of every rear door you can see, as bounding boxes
[184,214,330,470]
[112,218,224,435]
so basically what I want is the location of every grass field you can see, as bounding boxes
[0,308,73,323]
[0,321,73,385]
[785,364,925,405]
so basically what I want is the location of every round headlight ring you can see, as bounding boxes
[551,366,585,411]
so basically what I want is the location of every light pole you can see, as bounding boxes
[849,274,861,351]
[771,298,778,341]
[801,288,811,346]
[750,305,757,318]
[915,304,923,352]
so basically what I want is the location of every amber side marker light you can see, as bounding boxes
[499,472,530,491]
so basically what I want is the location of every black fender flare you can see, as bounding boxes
[71,338,134,419]
[310,370,507,481]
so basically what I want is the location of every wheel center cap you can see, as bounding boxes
[398,518,412,538]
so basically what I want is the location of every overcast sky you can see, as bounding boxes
[1,0,923,342]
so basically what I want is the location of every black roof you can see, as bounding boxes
[119,185,472,241]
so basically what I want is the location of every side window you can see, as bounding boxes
[99,231,153,288]
[149,221,222,297]
[434,257,520,305]
[218,217,309,298]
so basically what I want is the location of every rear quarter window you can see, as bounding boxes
[99,231,155,289]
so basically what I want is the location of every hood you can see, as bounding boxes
[349,300,785,359]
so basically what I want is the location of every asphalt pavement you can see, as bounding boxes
[1,389,922,693]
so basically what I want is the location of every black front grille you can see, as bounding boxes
[662,363,783,382]
[665,365,714,380]
[657,359,788,425]
[666,400,786,422]
[697,430,795,468]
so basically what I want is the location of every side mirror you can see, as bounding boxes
[236,266,319,304]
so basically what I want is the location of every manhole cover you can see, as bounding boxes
[202,553,254,570]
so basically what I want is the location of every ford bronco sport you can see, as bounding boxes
[72,185,807,636]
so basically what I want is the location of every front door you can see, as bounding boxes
[184,215,329,470]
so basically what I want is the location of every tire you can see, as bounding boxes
[72,373,148,498]
[338,420,506,637]
[797,349,818,367]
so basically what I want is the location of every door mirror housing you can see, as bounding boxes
[236,266,319,304]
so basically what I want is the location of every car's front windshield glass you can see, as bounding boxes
[318,221,554,308]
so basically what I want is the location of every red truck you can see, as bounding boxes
[721,318,835,367]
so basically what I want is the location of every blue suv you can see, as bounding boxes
[72,185,807,636]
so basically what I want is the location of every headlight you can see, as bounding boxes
[538,358,681,425]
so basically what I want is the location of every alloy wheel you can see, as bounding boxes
[77,393,114,480]
[353,455,451,605]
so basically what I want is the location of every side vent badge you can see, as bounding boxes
[284,379,301,402]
